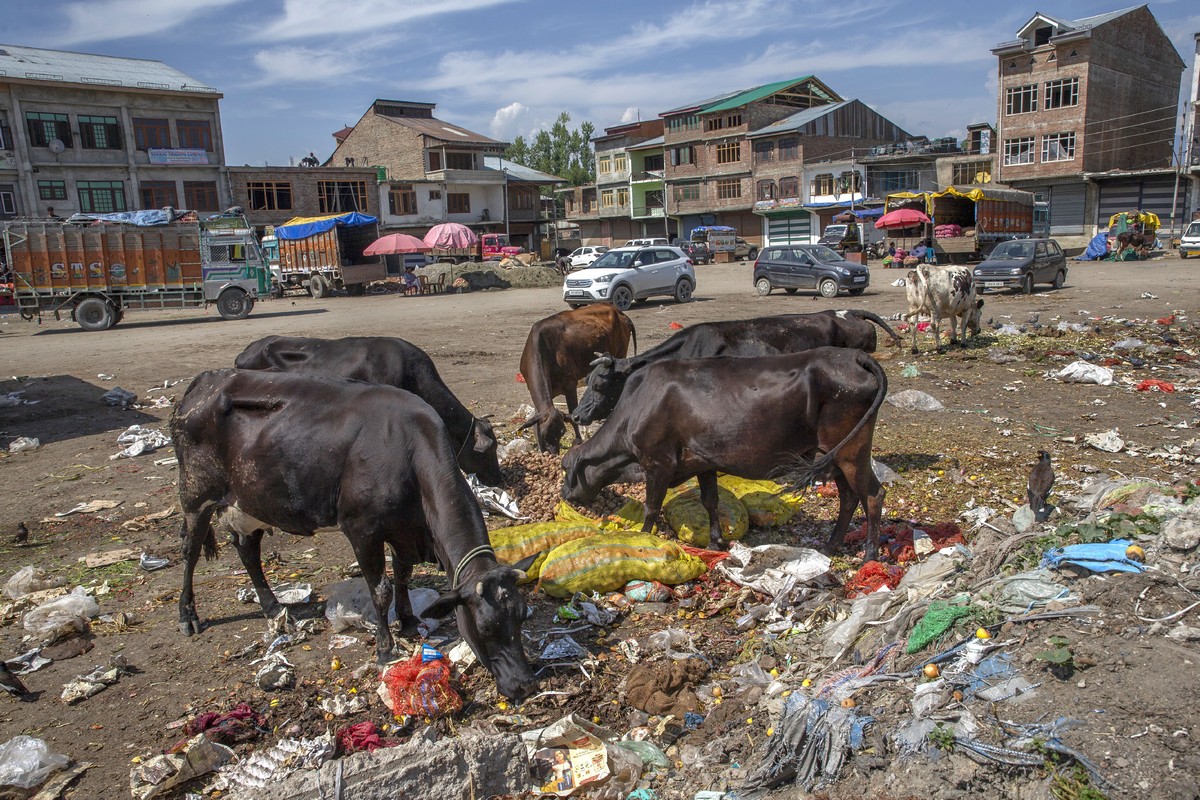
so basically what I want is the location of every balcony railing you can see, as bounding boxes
[632,205,665,218]
[631,170,664,183]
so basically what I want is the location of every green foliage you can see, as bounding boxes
[928,722,955,752]
[1060,511,1158,544]
[504,112,596,189]
[1050,763,1108,800]
[1035,636,1075,671]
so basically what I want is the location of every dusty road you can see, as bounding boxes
[1,254,1198,798]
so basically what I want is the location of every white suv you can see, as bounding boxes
[563,246,695,311]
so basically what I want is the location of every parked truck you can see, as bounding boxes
[429,232,524,264]
[885,187,1035,261]
[5,211,269,331]
[274,211,386,297]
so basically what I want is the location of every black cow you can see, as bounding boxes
[562,347,888,560]
[572,310,898,424]
[235,335,502,486]
[170,369,536,700]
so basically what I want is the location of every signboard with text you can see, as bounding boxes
[148,148,209,165]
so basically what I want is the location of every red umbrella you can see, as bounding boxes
[874,208,931,229]
[363,233,432,256]
[423,222,479,249]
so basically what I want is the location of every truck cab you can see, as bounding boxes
[481,233,523,259]
[818,223,862,253]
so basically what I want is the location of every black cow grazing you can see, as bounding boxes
[572,310,898,424]
[562,347,888,560]
[235,335,502,486]
[170,369,536,700]
[518,305,637,453]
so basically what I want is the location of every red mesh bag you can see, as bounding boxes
[381,653,462,718]
[844,560,905,597]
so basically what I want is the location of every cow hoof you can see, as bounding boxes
[909,348,918,355]
[179,618,203,636]
[396,616,420,638]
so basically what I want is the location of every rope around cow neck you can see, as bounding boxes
[455,418,476,463]
[452,544,496,589]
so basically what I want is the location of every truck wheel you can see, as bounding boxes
[76,297,115,332]
[217,288,253,320]
[308,274,329,298]
[818,278,840,299]
[747,248,758,261]
[611,285,634,312]
[755,277,772,296]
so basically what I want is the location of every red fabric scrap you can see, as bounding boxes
[1156,315,1176,326]
[516,372,526,383]
[680,544,730,569]
[845,521,967,565]
[381,653,462,719]
[1135,379,1175,393]
[916,322,931,332]
[844,560,906,598]
[815,482,839,498]
[182,702,265,745]
[669,322,684,330]
[336,721,395,754]
[1099,357,1122,367]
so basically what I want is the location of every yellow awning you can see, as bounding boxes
[1107,211,1160,232]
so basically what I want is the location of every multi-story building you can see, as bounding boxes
[0,44,229,220]
[1185,32,1200,225]
[328,99,562,250]
[992,6,1186,242]
[227,166,382,230]
[590,119,664,243]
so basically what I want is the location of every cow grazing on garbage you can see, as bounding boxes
[170,369,536,700]
[518,305,637,453]
[562,347,889,560]
[903,264,983,354]
[234,335,502,486]
[572,310,899,424]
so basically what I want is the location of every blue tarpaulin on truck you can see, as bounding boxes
[690,225,736,233]
[275,212,378,241]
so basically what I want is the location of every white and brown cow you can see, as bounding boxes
[904,264,984,354]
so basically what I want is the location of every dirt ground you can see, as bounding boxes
[0,255,1198,799]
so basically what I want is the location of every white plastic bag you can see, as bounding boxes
[1053,360,1113,386]
[3,566,65,600]
[22,587,99,639]
[885,389,945,412]
[0,736,69,789]
[322,579,439,634]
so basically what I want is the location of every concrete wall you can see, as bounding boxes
[229,166,380,228]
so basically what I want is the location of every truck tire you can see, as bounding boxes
[308,274,329,298]
[217,288,253,320]
[76,297,115,332]
[747,248,758,261]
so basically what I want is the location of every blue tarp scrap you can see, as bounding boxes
[64,210,174,227]
[275,212,378,241]
[1076,232,1109,261]
[690,225,736,233]
[1041,538,1146,574]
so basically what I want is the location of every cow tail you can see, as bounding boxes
[629,319,638,356]
[203,527,219,561]
[849,309,901,346]
[792,351,888,489]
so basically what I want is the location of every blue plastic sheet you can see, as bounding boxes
[1041,539,1146,574]
[1076,232,1109,261]
[64,210,173,226]
[275,212,378,241]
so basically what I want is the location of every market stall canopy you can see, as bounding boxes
[363,233,433,256]
[875,208,931,229]
[1107,211,1160,233]
[275,212,378,241]
[423,222,479,249]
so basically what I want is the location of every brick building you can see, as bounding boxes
[227,166,382,230]
[0,44,228,220]
[992,6,1186,242]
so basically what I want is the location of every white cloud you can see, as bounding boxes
[490,102,532,140]
[55,0,240,45]
[250,47,363,87]
[620,107,640,124]
[263,0,519,41]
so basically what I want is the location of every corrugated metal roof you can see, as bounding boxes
[0,43,217,93]
[627,135,664,150]
[661,88,745,116]
[385,114,504,146]
[482,156,566,184]
[703,75,839,114]
[746,100,850,137]
[1066,6,1139,30]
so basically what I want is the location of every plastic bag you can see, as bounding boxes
[3,566,65,600]
[1054,361,1113,386]
[7,437,41,453]
[22,587,99,640]
[0,736,70,789]
[885,389,945,412]
[379,652,462,718]
[663,481,748,547]
[323,579,438,634]
[643,628,696,660]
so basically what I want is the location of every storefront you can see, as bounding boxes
[754,200,815,246]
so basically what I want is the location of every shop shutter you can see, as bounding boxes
[1047,183,1085,234]
[765,213,813,245]
[1097,176,1186,227]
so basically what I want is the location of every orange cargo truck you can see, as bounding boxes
[4,213,270,331]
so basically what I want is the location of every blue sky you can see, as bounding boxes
[6,0,1198,167]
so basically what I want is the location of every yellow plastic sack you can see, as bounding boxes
[489,522,600,582]
[555,498,651,533]
[662,480,748,548]
[717,475,804,527]
[537,532,708,598]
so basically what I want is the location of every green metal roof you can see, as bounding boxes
[701,75,840,114]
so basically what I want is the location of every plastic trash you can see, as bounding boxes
[6,437,41,453]
[111,425,171,459]
[716,542,830,604]
[62,655,131,704]
[540,635,588,662]
[612,739,670,770]
[139,553,170,572]
[254,652,295,690]
[0,735,70,789]
[379,652,462,718]
[497,438,533,462]
[23,587,100,640]
[871,458,903,484]
[643,628,696,660]
[742,694,870,794]
[466,474,525,520]
[885,389,945,412]
[130,733,234,800]
[102,387,137,407]
[323,579,438,634]
[2,566,65,599]
[1042,538,1146,574]
[1112,338,1144,350]
[1053,361,1113,386]
[1083,429,1125,453]
[988,568,1075,613]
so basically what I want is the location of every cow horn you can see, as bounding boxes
[589,353,614,368]
[517,415,540,431]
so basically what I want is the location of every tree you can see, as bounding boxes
[504,112,595,187]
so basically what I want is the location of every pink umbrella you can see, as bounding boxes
[363,233,432,256]
[423,222,479,249]
[875,208,931,229]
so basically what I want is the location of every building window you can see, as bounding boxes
[874,170,920,194]
[77,180,127,213]
[133,117,171,150]
[140,181,178,209]
[1005,84,1037,115]
[811,173,835,195]
[445,152,473,170]
[428,151,442,171]
[565,195,575,213]
[0,116,11,150]
[601,189,614,208]
[512,190,535,210]
[1003,137,1035,165]
[613,153,627,172]
[715,178,741,199]
[779,138,799,161]
[447,193,471,214]
[38,180,67,201]
[756,180,776,201]
[389,184,417,215]
[26,112,71,148]
[779,176,799,198]
[79,115,121,149]
[1044,78,1079,109]
[0,191,13,217]
[184,181,218,211]
[667,115,700,133]
[837,171,861,194]
[670,146,695,166]
[1041,132,1076,162]
[753,141,774,163]
[715,141,741,164]
[597,157,612,175]
[952,160,992,184]
[705,112,743,132]
[673,183,700,202]
[429,189,442,200]
[643,153,664,171]
[616,188,629,206]
[317,180,368,213]
[246,181,293,211]
[176,120,213,151]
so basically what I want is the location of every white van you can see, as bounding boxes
[624,238,669,247]
[1180,220,1200,259]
